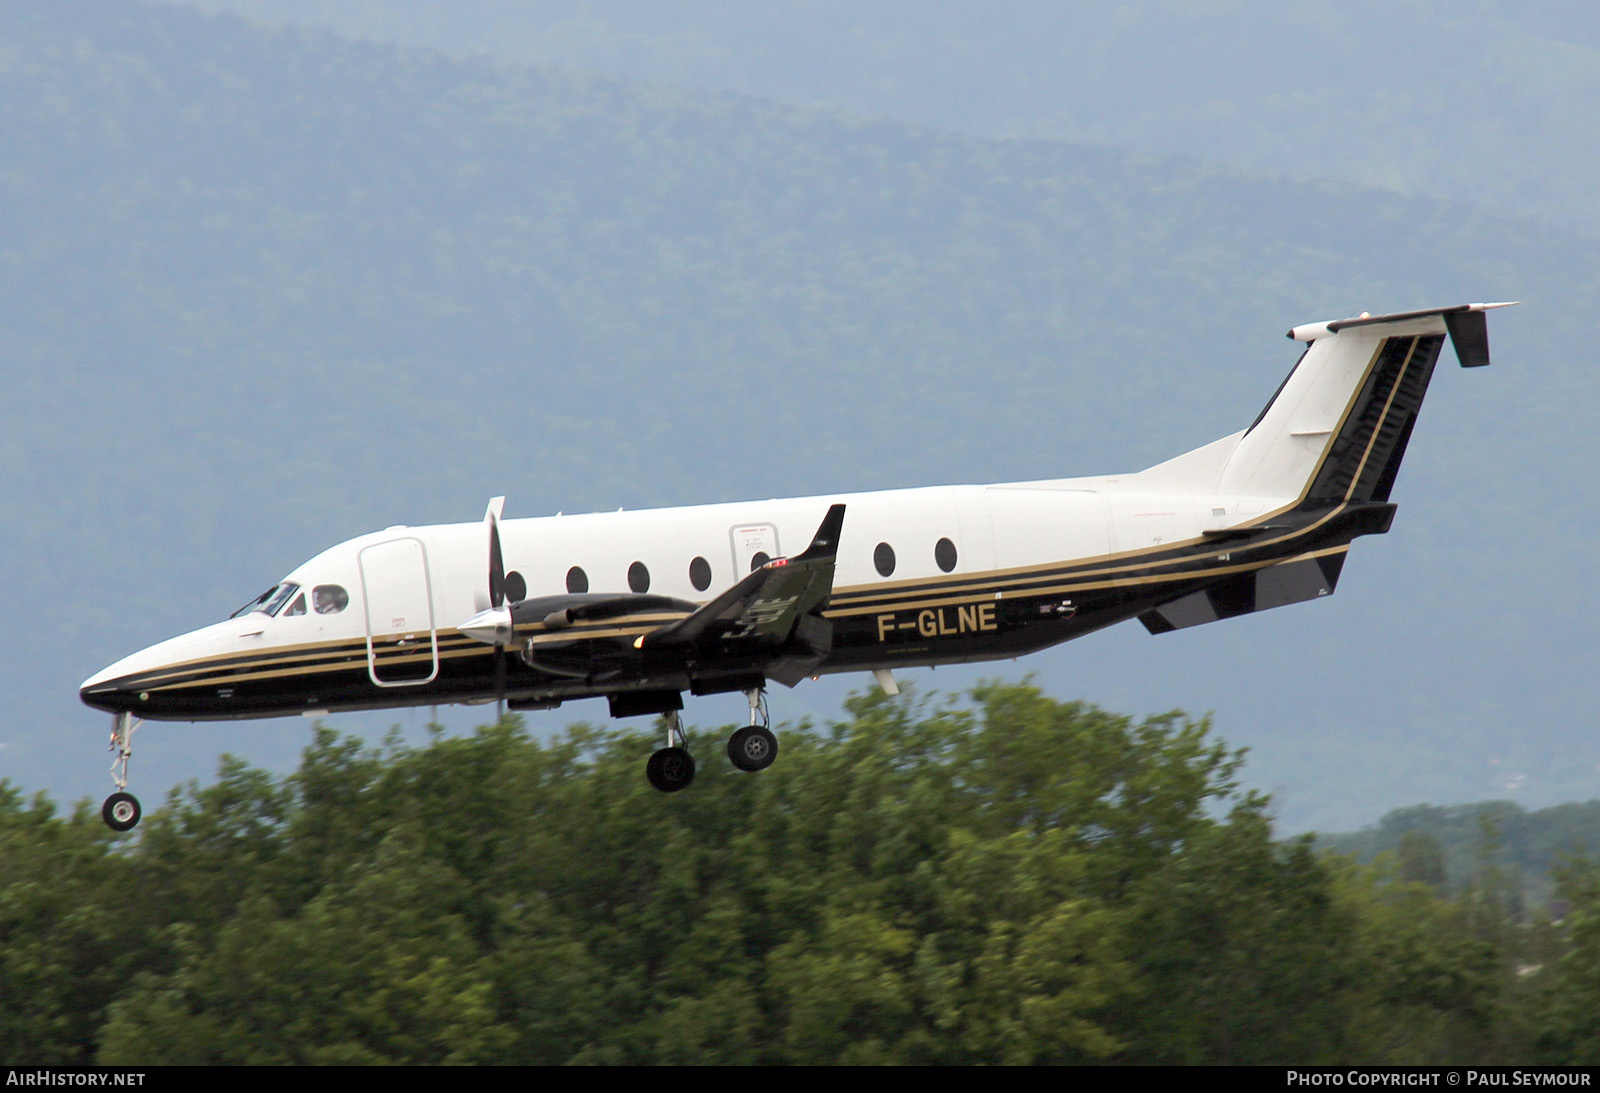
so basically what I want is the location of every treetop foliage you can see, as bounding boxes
[3,683,1594,1064]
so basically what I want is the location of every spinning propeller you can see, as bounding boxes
[459,497,515,715]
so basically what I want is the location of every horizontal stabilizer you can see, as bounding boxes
[1292,301,1516,369]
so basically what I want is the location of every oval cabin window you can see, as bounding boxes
[629,561,650,593]
[689,556,712,591]
[874,542,896,577]
[934,538,957,573]
[566,566,589,594]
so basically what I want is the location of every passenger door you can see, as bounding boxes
[358,536,439,686]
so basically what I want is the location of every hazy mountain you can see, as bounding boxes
[1320,798,1600,908]
[2,1,1595,832]
[171,0,1600,237]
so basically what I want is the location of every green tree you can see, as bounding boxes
[99,822,513,1065]
[1528,859,1600,1064]
[0,784,158,1064]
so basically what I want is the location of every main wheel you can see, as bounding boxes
[646,746,696,793]
[102,792,142,832]
[727,725,778,772]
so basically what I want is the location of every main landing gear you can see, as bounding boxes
[645,710,696,793]
[102,712,143,832]
[728,688,777,773]
[643,687,779,793]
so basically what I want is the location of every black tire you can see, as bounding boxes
[646,746,696,793]
[727,725,778,772]
[102,792,141,832]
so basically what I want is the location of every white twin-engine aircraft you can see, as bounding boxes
[81,303,1512,829]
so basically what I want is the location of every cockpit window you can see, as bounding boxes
[230,587,276,619]
[263,583,301,616]
[230,582,340,620]
[313,585,349,615]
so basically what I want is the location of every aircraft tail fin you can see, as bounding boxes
[1213,303,1513,506]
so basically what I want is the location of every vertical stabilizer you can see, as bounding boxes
[1215,304,1511,507]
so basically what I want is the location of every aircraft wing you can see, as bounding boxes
[642,504,845,662]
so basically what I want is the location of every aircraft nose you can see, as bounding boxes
[79,617,269,719]
[79,663,141,714]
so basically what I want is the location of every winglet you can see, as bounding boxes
[794,503,846,562]
[640,503,847,650]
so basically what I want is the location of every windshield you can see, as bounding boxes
[230,587,274,619]
[229,582,301,619]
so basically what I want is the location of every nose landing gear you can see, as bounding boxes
[102,712,143,832]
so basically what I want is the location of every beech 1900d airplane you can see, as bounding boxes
[81,303,1513,830]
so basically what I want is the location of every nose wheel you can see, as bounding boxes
[102,792,141,832]
[102,712,143,831]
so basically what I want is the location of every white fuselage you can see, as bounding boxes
[82,303,1504,727]
[82,467,1266,714]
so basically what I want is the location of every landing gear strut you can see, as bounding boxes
[643,688,781,792]
[645,710,696,793]
[727,688,778,773]
[102,712,143,832]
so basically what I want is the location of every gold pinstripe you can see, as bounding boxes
[1344,335,1421,501]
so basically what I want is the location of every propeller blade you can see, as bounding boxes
[495,648,507,719]
[483,496,511,718]
[489,510,506,610]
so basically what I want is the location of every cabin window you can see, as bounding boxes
[689,556,712,591]
[935,537,958,573]
[313,584,349,614]
[629,561,650,593]
[874,542,896,577]
[566,566,589,594]
[503,571,527,603]
[750,551,770,572]
[283,593,307,617]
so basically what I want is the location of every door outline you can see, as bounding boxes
[729,522,781,575]
[358,536,440,687]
